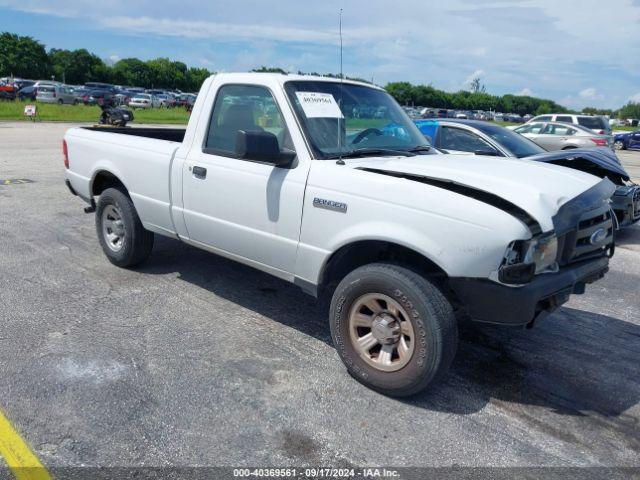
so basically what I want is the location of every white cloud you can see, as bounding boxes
[516,88,533,96]
[579,87,603,100]
[107,54,120,65]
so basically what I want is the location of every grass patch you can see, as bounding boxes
[0,99,190,124]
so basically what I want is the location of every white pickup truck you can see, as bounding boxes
[64,73,615,396]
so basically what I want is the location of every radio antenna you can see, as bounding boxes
[337,8,345,165]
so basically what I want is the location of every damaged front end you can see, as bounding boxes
[526,148,640,227]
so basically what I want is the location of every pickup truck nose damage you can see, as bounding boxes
[452,178,615,327]
[355,164,616,327]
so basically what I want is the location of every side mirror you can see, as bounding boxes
[474,146,500,156]
[235,130,295,166]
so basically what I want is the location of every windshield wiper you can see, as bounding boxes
[407,145,432,153]
[326,148,416,159]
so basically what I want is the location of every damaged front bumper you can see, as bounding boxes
[449,256,609,326]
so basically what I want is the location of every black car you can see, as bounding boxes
[18,85,37,100]
[82,89,115,105]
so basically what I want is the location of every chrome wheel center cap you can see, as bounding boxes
[371,314,400,345]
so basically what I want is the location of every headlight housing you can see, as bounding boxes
[499,233,558,284]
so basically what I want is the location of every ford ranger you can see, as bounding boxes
[64,73,615,396]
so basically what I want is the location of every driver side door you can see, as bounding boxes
[181,83,309,277]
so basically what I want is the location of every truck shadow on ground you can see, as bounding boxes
[140,236,640,419]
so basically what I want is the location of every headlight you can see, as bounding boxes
[524,234,558,273]
[499,233,558,284]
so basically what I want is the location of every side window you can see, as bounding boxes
[515,122,544,134]
[439,126,493,152]
[556,115,573,123]
[542,124,574,135]
[534,115,552,122]
[205,84,292,156]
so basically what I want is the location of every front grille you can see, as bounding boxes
[558,203,614,265]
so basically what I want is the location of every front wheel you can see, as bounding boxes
[614,140,625,150]
[329,263,457,397]
[96,188,154,267]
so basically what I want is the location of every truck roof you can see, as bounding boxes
[210,72,383,90]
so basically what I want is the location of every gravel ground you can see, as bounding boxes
[0,122,639,476]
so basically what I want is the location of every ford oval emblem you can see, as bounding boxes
[589,228,607,245]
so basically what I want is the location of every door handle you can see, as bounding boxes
[192,166,207,179]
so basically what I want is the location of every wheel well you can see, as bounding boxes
[92,171,127,197]
[319,240,451,299]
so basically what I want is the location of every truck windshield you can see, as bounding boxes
[284,80,431,159]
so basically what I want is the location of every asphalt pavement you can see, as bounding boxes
[0,122,639,476]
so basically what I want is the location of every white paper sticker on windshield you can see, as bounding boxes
[295,92,344,119]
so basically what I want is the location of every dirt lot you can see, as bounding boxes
[0,122,639,477]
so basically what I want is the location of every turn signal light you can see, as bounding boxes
[63,139,69,169]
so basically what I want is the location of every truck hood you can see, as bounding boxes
[525,148,629,183]
[346,154,603,232]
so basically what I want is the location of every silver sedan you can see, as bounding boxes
[513,121,614,151]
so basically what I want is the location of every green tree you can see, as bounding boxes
[111,58,152,87]
[147,58,187,89]
[469,76,486,94]
[185,67,211,92]
[252,66,287,74]
[0,32,49,79]
[49,48,108,84]
[619,102,640,119]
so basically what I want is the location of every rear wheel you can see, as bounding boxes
[58,98,64,105]
[329,263,457,397]
[96,187,154,267]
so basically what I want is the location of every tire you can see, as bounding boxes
[58,98,64,105]
[329,263,457,397]
[614,140,625,151]
[95,187,154,267]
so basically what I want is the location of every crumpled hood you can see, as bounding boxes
[347,154,604,232]
[525,148,629,182]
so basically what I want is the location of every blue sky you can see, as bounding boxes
[1,0,639,109]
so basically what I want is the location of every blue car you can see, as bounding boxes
[613,130,640,151]
[414,119,640,228]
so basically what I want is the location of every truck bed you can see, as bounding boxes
[82,126,186,143]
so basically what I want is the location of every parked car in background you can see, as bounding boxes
[177,93,197,109]
[0,82,17,100]
[85,82,117,93]
[414,119,639,228]
[514,121,613,151]
[18,85,38,100]
[128,93,159,109]
[527,114,611,135]
[155,94,175,108]
[82,89,115,106]
[414,119,544,158]
[36,84,78,104]
[613,130,640,151]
